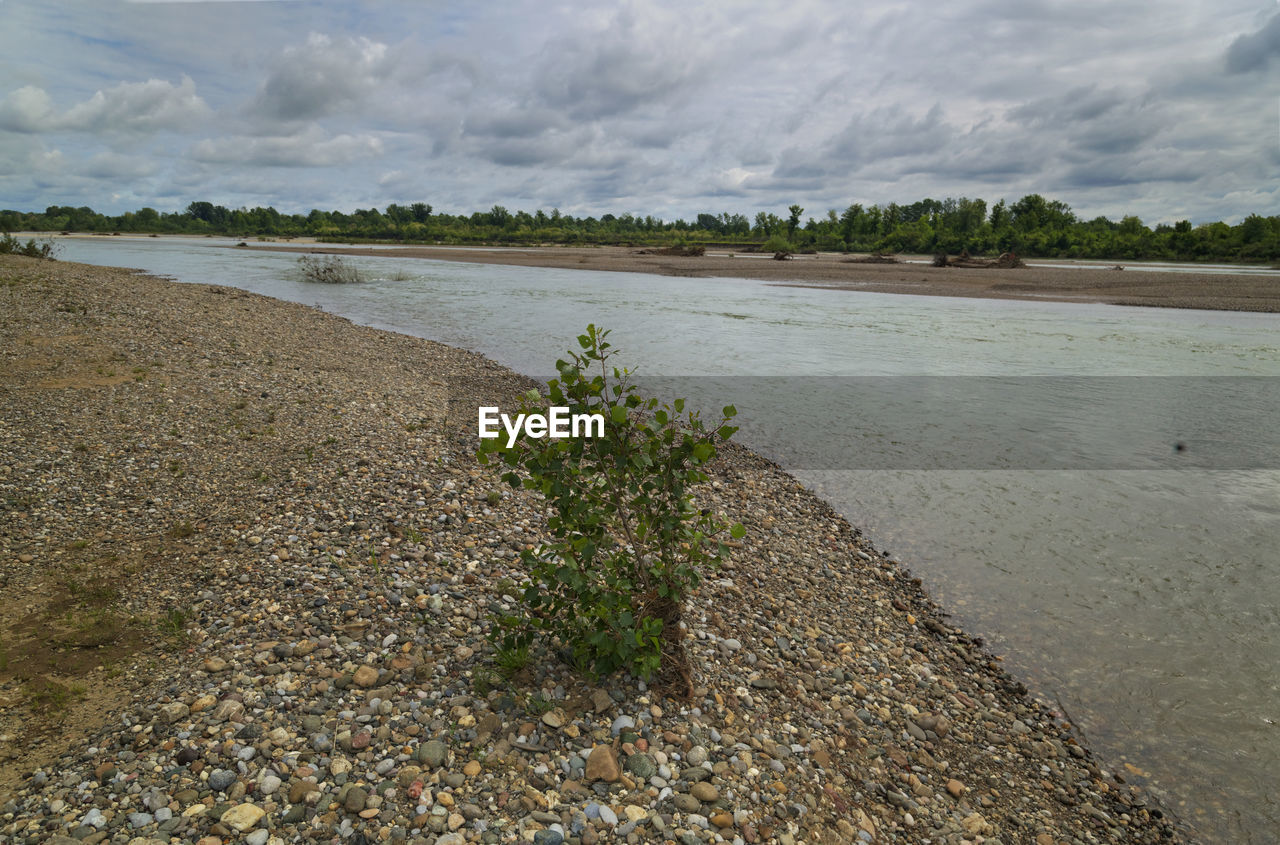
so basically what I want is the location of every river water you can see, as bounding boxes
[51,236,1280,841]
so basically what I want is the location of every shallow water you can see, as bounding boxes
[53,236,1280,842]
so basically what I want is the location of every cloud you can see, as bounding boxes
[530,6,705,121]
[0,76,210,134]
[1225,13,1280,73]
[190,127,383,167]
[81,151,158,180]
[249,33,393,122]
[0,87,58,132]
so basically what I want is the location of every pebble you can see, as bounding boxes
[0,259,1182,845]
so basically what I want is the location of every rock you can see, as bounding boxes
[462,760,481,777]
[220,803,265,832]
[541,708,566,728]
[433,834,467,845]
[711,811,735,828]
[289,780,317,803]
[208,770,236,792]
[686,745,709,766]
[344,785,368,813]
[590,688,615,713]
[210,698,244,723]
[691,782,720,803]
[585,744,621,782]
[624,752,656,780]
[962,813,991,836]
[947,778,965,798]
[259,774,281,795]
[599,804,618,826]
[160,702,189,723]
[417,739,447,768]
[352,665,379,687]
[203,657,228,673]
[674,794,701,813]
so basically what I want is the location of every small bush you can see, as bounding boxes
[479,325,742,694]
[761,233,794,257]
[0,233,57,260]
[297,254,362,284]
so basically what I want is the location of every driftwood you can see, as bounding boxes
[842,252,899,264]
[935,251,1025,269]
[634,245,706,257]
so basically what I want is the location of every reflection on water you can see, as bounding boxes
[52,236,1280,842]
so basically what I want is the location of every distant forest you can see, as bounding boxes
[4,194,1279,262]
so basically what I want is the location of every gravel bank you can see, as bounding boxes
[245,243,1280,313]
[1,255,1184,844]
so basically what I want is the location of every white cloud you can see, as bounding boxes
[0,76,210,134]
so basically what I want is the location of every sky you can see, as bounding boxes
[1,0,1277,225]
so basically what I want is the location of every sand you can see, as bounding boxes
[236,243,1280,313]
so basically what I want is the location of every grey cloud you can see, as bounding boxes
[249,33,393,122]
[81,151,157,180]
[1225,13,1280,73]
[191,128,383,167]
[532,8,703,121]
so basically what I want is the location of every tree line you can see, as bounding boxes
[3,194,1278,262]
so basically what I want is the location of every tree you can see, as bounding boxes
[787,204,803,238]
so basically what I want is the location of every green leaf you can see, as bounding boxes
[730,522,746,539]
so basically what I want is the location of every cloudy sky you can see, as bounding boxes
[1,0,1277,225]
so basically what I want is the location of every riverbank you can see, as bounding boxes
[240,242,1280,313]
[0,254,1183,843]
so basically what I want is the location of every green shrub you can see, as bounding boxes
[0,232,57,259]
[479,325,743,693]
[761,233,794,255]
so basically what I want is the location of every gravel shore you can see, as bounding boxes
[246,243,1280,313]
[1,255,1184,844]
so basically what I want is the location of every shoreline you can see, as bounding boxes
[1,254,1185,843]
[242,241,1280,314]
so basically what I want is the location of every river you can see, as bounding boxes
[49,235,1280,842]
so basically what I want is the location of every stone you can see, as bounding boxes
[673,794,701,813]
[417,739,447,768]
[462,760,481,777]
[344,786,368,813]
[710,811,735,828]
[208,770,236,792]
[259,774,281,795]
[585,744,621,783]
[160,702,189,723]
[590,688,614,714]
[624,752,656,780]
[690,782,719,803]
[947,778,965,798]
[288,780,317,803]
[353,665,379,687]
[220,803,265,832]
[542,708,566,728]
[210,699,244,723]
